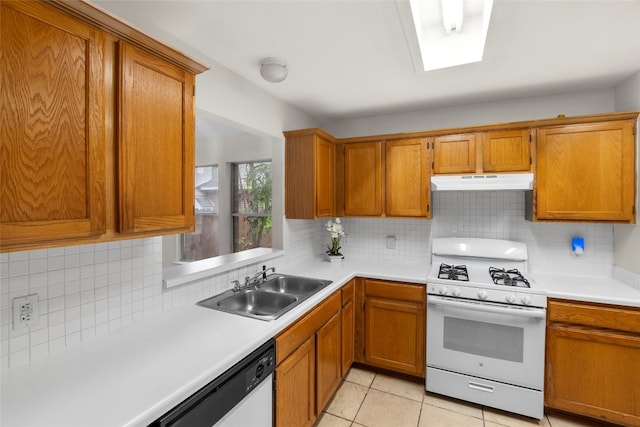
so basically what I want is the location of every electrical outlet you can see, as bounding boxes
[12,294,39,330]
[386,235,396,249]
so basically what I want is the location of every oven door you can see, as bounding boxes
[426,295,545,390]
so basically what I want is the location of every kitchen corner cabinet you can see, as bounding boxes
[545,299,640,426]
[386,138,430,217]
[342,141,383,216]
[1,1,107,247]
[284,129,335,219]
[275,291,341,427]
[0,0,206,252]
[533,119,636,223]
[118,43,195,233]
[357,279,425,377]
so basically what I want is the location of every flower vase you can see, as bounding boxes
[328,255,344,263]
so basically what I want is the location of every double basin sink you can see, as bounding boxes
[197,274,332,321]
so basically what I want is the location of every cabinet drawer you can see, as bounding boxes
[276,291,341,364]
[548,299,640,334]
[364,279,424,303]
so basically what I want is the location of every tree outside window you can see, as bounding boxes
[232,161,272,252]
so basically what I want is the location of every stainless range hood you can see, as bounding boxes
[431,173,534,191]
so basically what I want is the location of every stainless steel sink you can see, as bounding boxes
[257,274,332,295]
[197,273,332,321]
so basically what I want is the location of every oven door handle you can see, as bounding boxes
[427,297,546,319]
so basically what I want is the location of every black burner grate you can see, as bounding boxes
[488,267,530,288]
[438,264,469,281]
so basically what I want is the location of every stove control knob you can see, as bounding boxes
[505,294,518,304]
[477,290,488,300]
[439,286,449,295]
[520,294,532,305]
[451,287,461,297]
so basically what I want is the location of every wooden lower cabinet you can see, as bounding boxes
[275,291,342,427]
[316,313,342,412]
[341,280,355,375]
[357,279,425,377]
[275,336,316,427]
[545,299,640,426]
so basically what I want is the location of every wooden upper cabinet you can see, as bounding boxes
[343,141,383,216]
[535,119,636,222]
[385,138,430,218]
[118,42,195,233]
[284,129,335,219]
[0,1,107,248]
[0,0,206,252]
[433,133,477,174]
[482,129,531,172]
[316,137,335,218]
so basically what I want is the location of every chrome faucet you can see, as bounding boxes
[231,265,277,292]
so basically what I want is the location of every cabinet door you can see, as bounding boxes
[341,299,354,376]
[363,280,425,377]
[546,324,640,426]
[315,136,335,218]
[482,129,531,172]
[1,1,106,248]
[284,130,335,219]
[433,133,477,174]
[316,313,342,413]
[385,138,430,217]
[276,336,316,427]
[536,120,636,222]
[344,142,383,216]
[118,42,195,233]
[341,281,355,376]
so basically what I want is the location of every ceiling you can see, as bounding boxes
[94,0,640,123]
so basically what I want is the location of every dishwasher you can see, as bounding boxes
[154,339,275,427]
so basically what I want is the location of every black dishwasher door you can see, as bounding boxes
[153,339,275,427]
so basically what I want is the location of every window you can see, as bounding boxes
[182,165,219,261]
[232,161,272,252]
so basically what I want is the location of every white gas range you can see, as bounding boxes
[426,237,547,420]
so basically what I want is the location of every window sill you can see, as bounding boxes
[163,248,284,289]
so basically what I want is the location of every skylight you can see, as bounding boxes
[409,0,494,71]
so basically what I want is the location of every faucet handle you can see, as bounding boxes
[231,280,241,292]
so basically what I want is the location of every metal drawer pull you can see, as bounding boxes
[468,381,494,393]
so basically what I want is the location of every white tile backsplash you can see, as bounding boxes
[0,193,617,369]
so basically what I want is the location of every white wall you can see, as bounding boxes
[196,64,316,139]
[614,71,640,274]
[323,89,615,138]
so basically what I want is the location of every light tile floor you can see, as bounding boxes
[316,367,605,427]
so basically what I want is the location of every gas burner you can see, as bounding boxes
[438,263,469,281]
[489,267,530,288]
